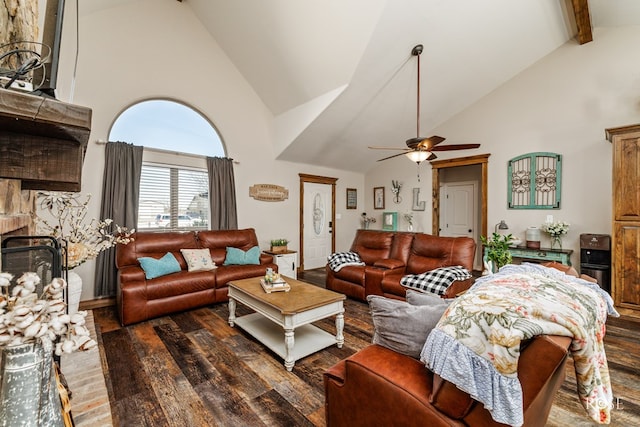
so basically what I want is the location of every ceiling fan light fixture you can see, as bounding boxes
[405,150,430,163]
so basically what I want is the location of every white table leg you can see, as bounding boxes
[336,312,344,348]
[228,298,236,327]
[284,328,295,371]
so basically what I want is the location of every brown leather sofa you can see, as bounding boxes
[115,228,277,326]
[326,230,476,301]
[324,335,572,427]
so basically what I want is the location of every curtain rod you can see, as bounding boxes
[95,140,238,163]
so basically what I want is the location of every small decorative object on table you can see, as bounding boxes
[270,239,289,253]
[541,220,570,250]
[261,268,290,293]
[361,213,376,229]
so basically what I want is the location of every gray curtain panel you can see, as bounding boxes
[207,157,238,230]
[94,141,143,297]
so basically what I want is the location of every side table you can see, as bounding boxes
[264,250,297,279]
[507,245,573,266]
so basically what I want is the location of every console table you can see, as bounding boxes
[506,245,573,266]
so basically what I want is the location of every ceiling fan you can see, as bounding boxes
[369,44,480,163]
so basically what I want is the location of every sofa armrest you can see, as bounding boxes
[373,258,405,269]
[442,277,474,298]
[364,266,405,297]
[430,334,571,424]
[260,253,274,265]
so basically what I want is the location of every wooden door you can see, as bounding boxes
[613,135,640,221]
[613,222,640,313]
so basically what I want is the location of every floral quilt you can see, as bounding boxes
[421,263,618,427]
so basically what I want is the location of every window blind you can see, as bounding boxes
[137,163,209,230]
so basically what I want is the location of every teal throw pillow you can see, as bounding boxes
[138,252,181,279]
[223,246,261,265]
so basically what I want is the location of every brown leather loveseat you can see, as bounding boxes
[115,228,277,325]
[326,230,476,301]
[324,335,571,427]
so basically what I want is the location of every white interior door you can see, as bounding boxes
[439,181,480,269]
[303,182,333,269]
[440,182,476,238]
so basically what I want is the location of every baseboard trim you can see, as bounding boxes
[79,297,115,310]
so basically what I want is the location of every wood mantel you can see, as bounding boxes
[0,88,92,191]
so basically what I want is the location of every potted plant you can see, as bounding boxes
[270,238,289,253]
[480,232,514,273]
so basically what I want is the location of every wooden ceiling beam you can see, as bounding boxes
[571,0,593,44]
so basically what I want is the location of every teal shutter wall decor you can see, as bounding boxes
[508,152,562,209]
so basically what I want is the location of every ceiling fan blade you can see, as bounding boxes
[430,143,481,151]
[368,146,410,151]
[427,153,438,161]
[377,151,411,162]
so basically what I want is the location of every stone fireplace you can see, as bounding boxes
[0,88,92,238]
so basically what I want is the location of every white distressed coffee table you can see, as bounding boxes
[228,276,345,371]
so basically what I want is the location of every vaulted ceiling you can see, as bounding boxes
[87,0,640,172]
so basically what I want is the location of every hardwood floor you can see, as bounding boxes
[93,269,640,426]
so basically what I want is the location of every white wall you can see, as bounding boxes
[53,0,365,301]
[366,26,640,266]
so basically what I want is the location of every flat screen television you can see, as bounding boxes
[33,0,65,98]
[0,0,65,98]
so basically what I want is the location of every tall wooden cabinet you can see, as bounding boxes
[606,124,640,317]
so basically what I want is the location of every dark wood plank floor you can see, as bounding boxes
[94,269,640,426]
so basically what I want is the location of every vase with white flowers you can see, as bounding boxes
[541,220,570,250]
[34,192,134,313]
[0,272,97,425]
[361,213,376,229]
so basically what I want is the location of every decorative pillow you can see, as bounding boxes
[180,248,216,272]
[138,252,181,279]
[327,251,365,272]
[223,246,261,265]
[400,266,472,296]
[405,289,452,306]
[367,295,450,359]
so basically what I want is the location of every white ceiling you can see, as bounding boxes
[84,0,640,173]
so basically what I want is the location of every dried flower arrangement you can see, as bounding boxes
[34,192,134,269]
[0,272,96,355]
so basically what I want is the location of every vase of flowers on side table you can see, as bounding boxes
[541,220,570,250]
[361,213,376,229]
[34,192,134,314]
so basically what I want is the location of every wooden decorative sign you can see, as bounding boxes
[249,184,289,202]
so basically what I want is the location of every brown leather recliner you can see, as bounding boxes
[326,230,476,301]
[324,335,571,427]
[366,233,476,300]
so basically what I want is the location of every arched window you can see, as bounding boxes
[109,99,225,230]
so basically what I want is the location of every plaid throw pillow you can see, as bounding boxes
[400,266,472,295]
[328,251,365,272]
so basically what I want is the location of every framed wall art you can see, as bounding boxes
[382,212,397,231]
[346,188,357,209]
[374,187,385,209]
